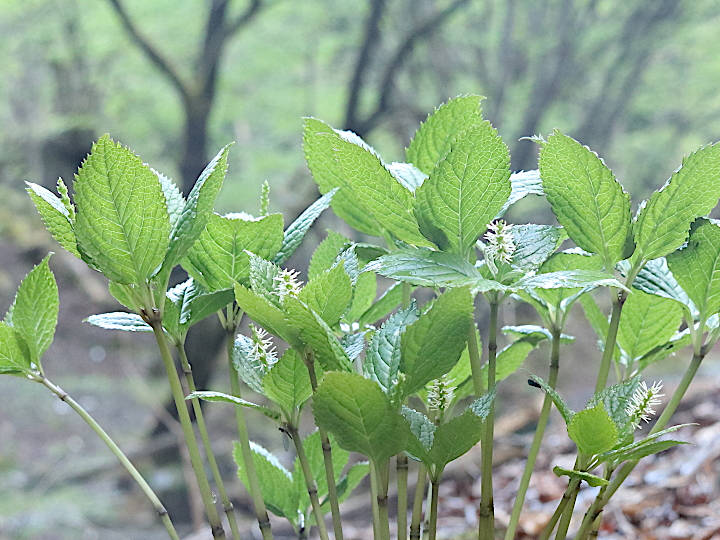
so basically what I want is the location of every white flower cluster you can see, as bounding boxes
[625,381,664,428]
[249,324,277,369]
[427,375,456,413]
[273,268,303,301]
[484,220,516,273]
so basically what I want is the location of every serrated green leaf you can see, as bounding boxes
[552,466,608,487]
[475,335,546,393]
[330,461,369,507]
[514,270,627,292]
[7,255,58,363]
[283,298,352,371]
[263,349,312,417]
[567,404,618,456]
[406,95,484,174]
[497,170,544,217]
[427,406,486,473]
[511,225,566,271]
[588,377,641,443]
[502,325,574,343]
[308,231,351,279]
[539,131,632,266]
[618,290,684,363]
[26,182,80,257]
[364,304,420,393]
[364,247,487,288]
[534,251,604,309]
[73,135,170,284]
[183,212,284,291]
[234,284,297,343]
[235,442,299,523]
[162,144,231,271]
[387,162,427,192]
[0,322,31,375]
[155,170,185,230]
[667,219,720,319]
[634,143,720,261]
[304,118,430,245]
[345,272,377,322]
[358,285,404,328]
[401,407,436,459]
[275,189,337,265]
[298,264,352,326]
[414,119,511,255]
[630,257,693,314]
[400,288,473,396]
[84,312,152,332]
[188,391,280,420]
[108,281,144,312]
[598,424,692,464]
[615,439,687,463]
[636,330,692,371]
[312,372,409,462]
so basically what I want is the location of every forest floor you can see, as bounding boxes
[1,242,720,540]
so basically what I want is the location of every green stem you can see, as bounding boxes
[538,477,580,540]
[505,326,562,540]
[38,376,180,540]
[287,424,330,540]
[149,320,225,539]
[410,464,427,540]
[468,322,484,396]
[397,281,412,540]
[373,460,391,540]
[370,462,381,539]
[553,484,580,540]
[576,348,707,539]
[428,477,441,540]
[177,344,241,540]
[304,349,344,540]
[225,329,274,540]
[593,291,624,394]
[478,299,499,538]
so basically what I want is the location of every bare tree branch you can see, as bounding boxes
[224,0,263,38]
[344,0,387,132]
[352,0,471,136]
[106,0,191,104]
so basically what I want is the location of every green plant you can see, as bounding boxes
[5,95,720,539]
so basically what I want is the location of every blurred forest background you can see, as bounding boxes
[2,0,720,539]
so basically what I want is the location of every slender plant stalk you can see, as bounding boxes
[593,292,624,394]
[225,328,274,540]
[428,477,440,540]
[410,464,428,540]
[370,462,381,539]
[38,376,180,540]
[148,320,225,539]
[177,345,242,540]
[505,326,562,539]
[553,485,580,540]
[304,348,345,540]
[374,460,391,540]
[287,424,330,540]
[396,281,412,540]
[575,348,708,539]
[538,477,579,540]
[478,299,499,537]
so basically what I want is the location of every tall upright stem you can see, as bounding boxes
[287,424,330,540]
[396,281,412,540]
[478,299,499,537]
[149,320,225,539]
[39,376,180,540]
[593,291,624,394]
[373,460,391,540]
[177,345,241,540]
[505,326,562,539]
[410,464,428,540]
[538,477,580,540]
[370,462,381,539]
[225,329,274,540]
[428,477,440,540]
[304,349,344,540]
